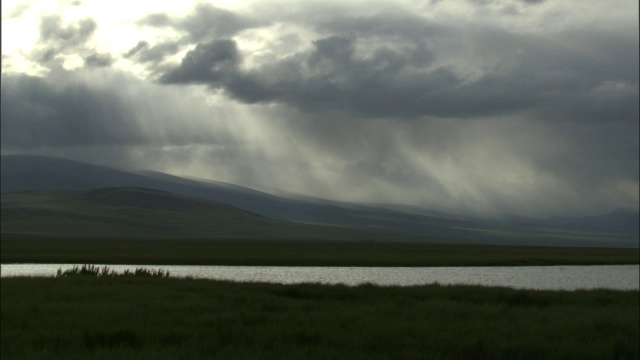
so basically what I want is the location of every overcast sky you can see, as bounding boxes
[2,0,638,216]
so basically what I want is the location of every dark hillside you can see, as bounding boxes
[2,155,637,247]
[0,188,379,240]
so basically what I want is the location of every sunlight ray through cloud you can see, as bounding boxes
[1,0,638,217]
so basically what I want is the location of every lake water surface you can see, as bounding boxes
[2,264,638,290]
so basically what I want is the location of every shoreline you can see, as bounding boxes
[3,263,638,291]
[2,236,638,267]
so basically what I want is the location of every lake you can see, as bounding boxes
[1,264,637,290]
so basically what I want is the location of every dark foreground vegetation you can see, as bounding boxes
[1,275,638,360]
[56,264,171,278]
[2,236,638,266]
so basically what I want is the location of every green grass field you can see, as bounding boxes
[2,235,638,266]
[1,276,638,360]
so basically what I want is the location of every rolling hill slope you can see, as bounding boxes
[0,187,384,240]
[2,155,638,247]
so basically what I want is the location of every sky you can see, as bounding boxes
[1,0,638,217]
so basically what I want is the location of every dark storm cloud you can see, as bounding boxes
[124,41,149,58]
[137,3,262,42]
[161,35,450,116]
[158,33,630,121]
[1,73,141,147]
[127,4,263,73]
[179,3,262,42]
[84,52,113,67]
[124,40,180,64]
[160,39,240,84]
[34,15,108,69]
[39,15,96,48]
[152,5,638,125]
[0,71,229,149]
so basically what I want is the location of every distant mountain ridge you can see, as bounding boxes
[2,155,638,247]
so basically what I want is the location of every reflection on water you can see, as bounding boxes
[1,264,638,291]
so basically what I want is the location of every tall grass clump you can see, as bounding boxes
[56,265,170,278]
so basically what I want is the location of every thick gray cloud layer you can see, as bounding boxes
[1,0,638,216]
[143,4,639,127]
[31,14,115,69]
[124,41,180,64]
[1,70,238,148]
[124,3,264,66]
[138,3,263,41]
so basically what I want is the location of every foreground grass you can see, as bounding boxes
[2,235,638,266]
[1,276,638,360]
[56,264,171,278]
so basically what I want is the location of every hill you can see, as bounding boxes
[0,187,383,240]
[2,155,638,247]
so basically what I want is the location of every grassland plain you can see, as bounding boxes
[2,235,639,266]
[1,275,638,360]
